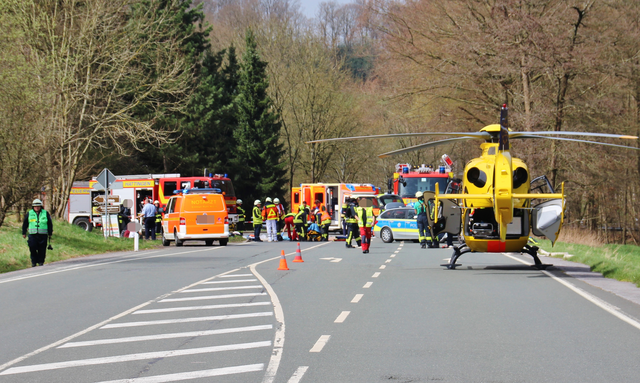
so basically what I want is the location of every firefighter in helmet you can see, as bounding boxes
[252,200,263,242]
[236,199,246,231]
[22,199,53,267]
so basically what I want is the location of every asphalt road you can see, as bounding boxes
[1,238,640,382]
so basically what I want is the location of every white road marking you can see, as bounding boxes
[133,302,271,315]
[0,248,220,285]
[0,267,244,373]
[203,279,258,284]
[379,265,386,270]
[394,250,400,253]
[59,325,273,348]
[180,285,263,293]
[334,311,350,323]
[390,254,396,258]
[363,282,373,288]
[502,253,640,332]
[287,366,309,383]
[160,292,267,303]
[385,259,392,263]
[101,312,273,329]
[96,363,265,383]
[351,294,364,303]
[218,273,254,278]
[309,335,331,352]
[0,342,271,376]
[372,272,381,278]
[320,257,342,262]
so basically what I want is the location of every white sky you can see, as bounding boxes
[298,0,353,18]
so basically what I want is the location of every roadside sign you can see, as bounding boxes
[96,168,116,190]
[92,181,123,191]
[95,206,120,214]
[93,195,120,204]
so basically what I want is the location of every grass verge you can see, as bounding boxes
[537,228,640,288]
[0,216,161,274]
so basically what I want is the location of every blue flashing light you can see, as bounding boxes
[209,173,213,177]
[346,184,355,192]
[224,173,228,178]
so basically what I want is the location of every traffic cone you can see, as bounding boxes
[277,250,289,270]
[293,242,304,263]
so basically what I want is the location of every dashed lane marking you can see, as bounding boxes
[287,366,309,383]
[0,341,271,375]
[133,302,271,315]
[363,282,373,288]
[390,254,396,258]
[379,265,386,270]
[385,259,392,263]
[334,311,350,323]
[160,292,267,303]
[309,335,331,353]
[351,294,363,303]
[100,312,273,329]
[95,363,265,383]
[372,272,380,278]
[59,325,273,348]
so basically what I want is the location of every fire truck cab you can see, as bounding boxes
[391,155,455,206]
[291,183,380,232]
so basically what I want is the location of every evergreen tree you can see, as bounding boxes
[232,29,287,204]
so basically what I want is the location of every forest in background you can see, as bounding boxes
[1,0,639,244]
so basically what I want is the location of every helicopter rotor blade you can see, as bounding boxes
[516,135,640,150]
[306,131,491,144]
[378,137,474,158]
[510,131,638,140]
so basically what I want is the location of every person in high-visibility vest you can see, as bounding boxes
[154,200,163,235]
[283,211,297,241]
[236,199,246,231]
[355,203,375,253]
[320,205,332,241]
[294,204,308,241]
[262,197,278,242]
[22,199,53,267]
[344,198,361,248]
[252,200,263,242]
[274,198,285,239]
[413,191,432,248]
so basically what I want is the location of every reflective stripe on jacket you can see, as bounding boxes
[263,204,278,220]
[253,207,263,225]
[355,206,375,228]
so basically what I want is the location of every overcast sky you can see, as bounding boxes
[298,0,352,18]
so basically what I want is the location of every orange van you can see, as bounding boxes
[162,189,229,246]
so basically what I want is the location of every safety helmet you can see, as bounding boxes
[266,197,273,203]
[273,198,280,204]
[415,191,424,198]
[237,199,243,205]
[254,199,261,206]
[32,199,43,207]
[154,200,159,204]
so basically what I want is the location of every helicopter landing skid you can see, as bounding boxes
[441,244,472,269]
[522,245,552,270]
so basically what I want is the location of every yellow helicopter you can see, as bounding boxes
[308,105,639,269]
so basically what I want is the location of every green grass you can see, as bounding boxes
[0,216,161,274]
[538,239,640,288]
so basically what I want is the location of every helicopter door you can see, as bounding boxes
[531,199,564,245]
[422,192,461,235]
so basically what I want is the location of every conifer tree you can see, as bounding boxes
[232,29,287,204]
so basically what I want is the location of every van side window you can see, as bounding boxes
[166,198,175,214]
[294,193,300,204]
[314,193,323,204]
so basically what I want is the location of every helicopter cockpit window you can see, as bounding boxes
[467,167,487,188]
[487,147,496,155]
[398,178,447,198]
[513,167,528,189]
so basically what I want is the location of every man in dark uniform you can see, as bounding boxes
[344,198,361,248]
[414,191,432,249]
[22,199,53,267]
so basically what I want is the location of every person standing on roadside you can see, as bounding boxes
[262,197,278,242]
[355,201,375,253]
[154,200,163,236]
[253,200,264,242]
[236,199,246,231]
[22,199,53,267]
[140,199,157,240]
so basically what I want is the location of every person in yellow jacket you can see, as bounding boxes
[252,200,263,242]
[22,199,53,267]
[344,198,361,248]
[355,203,375,253]
[294,204,308,241]
[236,199,246,231]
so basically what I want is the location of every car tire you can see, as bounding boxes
[205,240,214,246]
[219,238,228,246]
[74,218,93,232]
[380,227,393,243]
[174,229,183,247]
[162,232,170,246]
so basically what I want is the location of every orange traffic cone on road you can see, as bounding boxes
[293,242,304,263]
[277,250,289,270]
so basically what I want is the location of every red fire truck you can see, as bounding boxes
[390,154,455,206]
[67,173,238,231]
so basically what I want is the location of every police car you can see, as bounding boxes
[373,207,418,243]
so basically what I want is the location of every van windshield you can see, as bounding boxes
[210,180,235,197]
[183,195,224,212]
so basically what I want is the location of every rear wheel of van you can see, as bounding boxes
[219,238,228,246]
[174,229,183,246]
[205,240,214,246]
[74,218,93,232]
